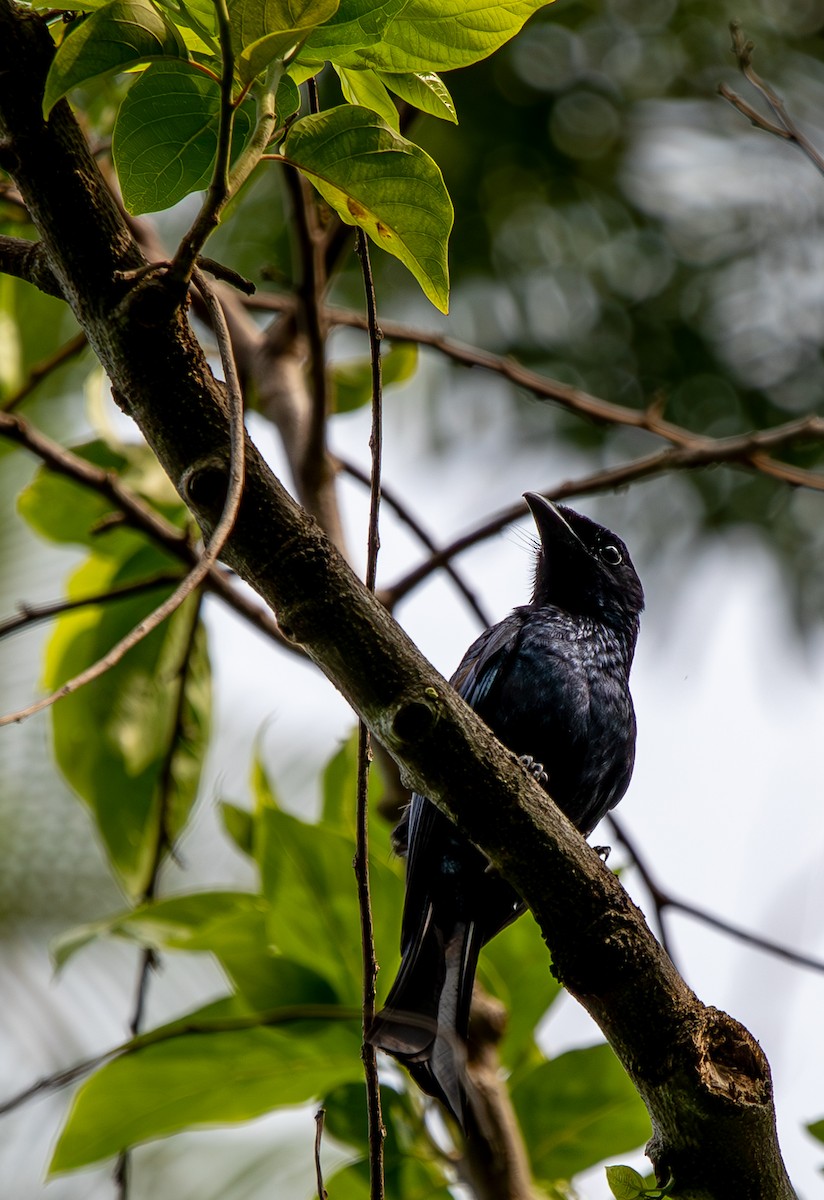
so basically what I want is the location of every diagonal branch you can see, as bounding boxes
[608,815,824,976]
[0,573,182,641]
[385,417,824,606]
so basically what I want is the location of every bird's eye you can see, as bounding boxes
[600,544,623,566]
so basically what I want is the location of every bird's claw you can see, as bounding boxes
[519,754,548,785]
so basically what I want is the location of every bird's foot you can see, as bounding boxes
[593,845,611,862]
[519,754,548,785]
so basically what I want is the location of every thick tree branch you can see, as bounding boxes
[0,5,797,1195]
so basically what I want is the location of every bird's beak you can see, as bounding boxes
[523,492,585,552]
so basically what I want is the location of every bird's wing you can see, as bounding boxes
[450,612,526,708]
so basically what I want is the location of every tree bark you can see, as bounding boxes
[0,4,797,1196]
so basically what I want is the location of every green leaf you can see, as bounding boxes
[43,0,188,115]
[605,1166,673,1199]
[19,440,128,550]
[113,892,340,1011]
[478,908,561,1073]
[113,61,255,214]
[331,341,417,412]
[605,1165,648,1200]
[220,799,255,857]
[52,889,261,969]
[0,278,22,396]
[155,0,218,50]
[336,65,398,128]
[283,105,452,311]
[275,70,301,120]
[512,1043,651,1185]
[49,1019,362,1172]
[339,0,555,72]
[229,0,340,85]
[319,728,386,837]
[0,275,85,408]
[55,890,341,1011]
[301,0,408,59]
[42,551,209,896]
[259,806,402,1000]
[251,753,281,812]
[380,70,456,123]
[808,1118,824,1144]
[18,438,188,544]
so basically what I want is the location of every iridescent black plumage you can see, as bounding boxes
[368,495,644,1126]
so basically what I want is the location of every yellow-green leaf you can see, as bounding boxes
[335,64,398,127]
[229,0,339,83]
[380,69,457,122]
[283,105,452,311]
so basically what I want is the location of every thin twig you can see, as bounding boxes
[1,330,87,412]
[113,1146,131,1198]
[719,22,824,178]
[353,229,385,1200]
[148,588,205,880]
[246,295,824,492]
[0,573,182,641]
[337,455,491,627]
[114,590,202,1199]
[196,255,256,295]
[327,308,824,477]
[608,815,824,975]
[314,1108,328,1200]
[0,1056,103,1117]
[665,896,824,974]
[250,295,824,497]
[128,950,158,1037]
[0,409,192,549]
[0,277,245,728]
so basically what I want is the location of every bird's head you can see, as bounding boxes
[524,493,644,627]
